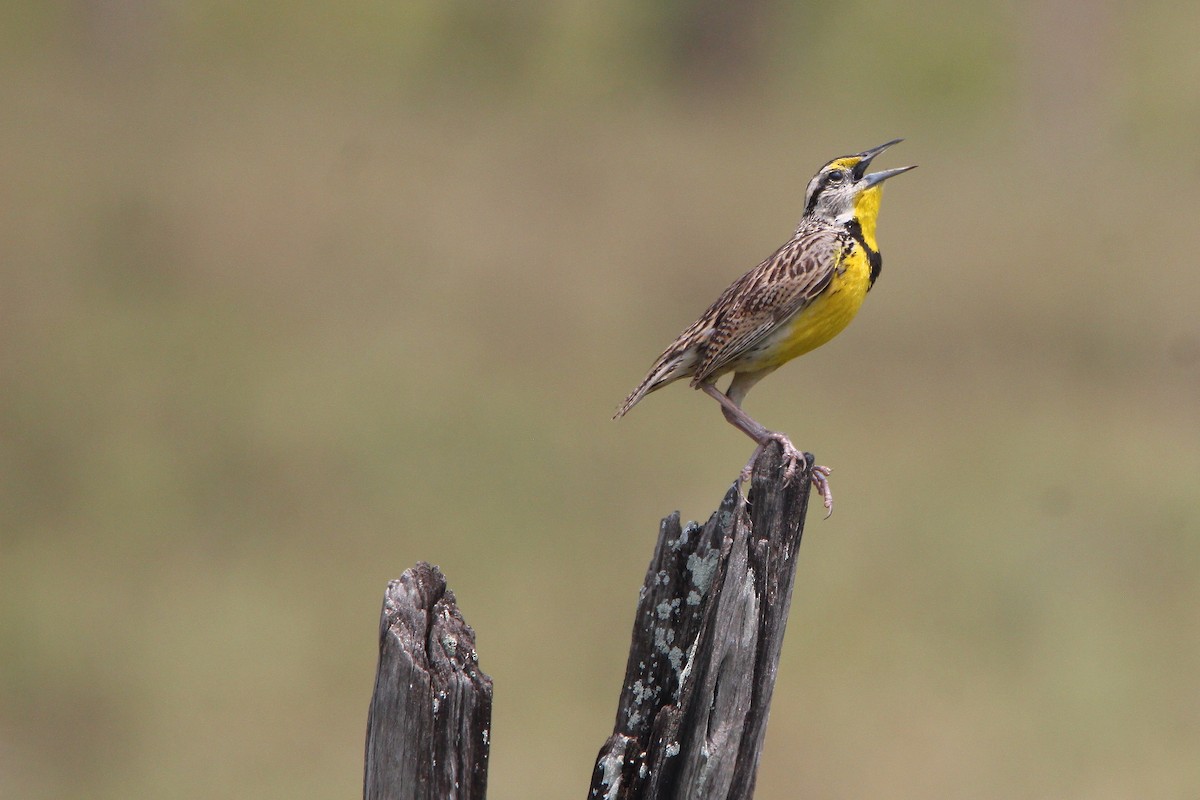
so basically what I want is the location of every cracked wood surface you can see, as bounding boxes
[364,562,492,800]
[588,441,814,800]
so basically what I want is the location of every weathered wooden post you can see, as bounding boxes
[363,440,815,800]
[364,562,492,800]
[588,440,814,799]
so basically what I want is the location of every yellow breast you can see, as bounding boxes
[757,245,872,368]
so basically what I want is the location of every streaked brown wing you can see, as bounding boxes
[689,227,844,383]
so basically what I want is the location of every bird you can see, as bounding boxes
[613,139,915,516]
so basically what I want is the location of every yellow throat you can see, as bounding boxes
[852,184,883,252]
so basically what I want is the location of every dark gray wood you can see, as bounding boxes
[364,562,492,800]
[588,441,814,800]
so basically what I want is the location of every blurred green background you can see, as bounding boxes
[3,1,1199,797]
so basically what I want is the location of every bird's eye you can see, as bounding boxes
[827,169,846,183]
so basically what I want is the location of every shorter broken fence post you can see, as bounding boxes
[364,562,492,800]
[588,440,814,800]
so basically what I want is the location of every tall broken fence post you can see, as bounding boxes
[362,440,813,800]
[364,562,493,800]
[588,440,814,800]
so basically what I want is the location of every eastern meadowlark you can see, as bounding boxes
[614,139,915,516]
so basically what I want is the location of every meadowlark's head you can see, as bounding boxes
[802,139,916,234]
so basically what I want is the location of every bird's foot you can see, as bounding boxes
[739,434,834,518]
[738,432,804,483]
[739,446,762,484]
[809,463,834,519]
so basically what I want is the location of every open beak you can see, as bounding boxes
[861,163,917,188]
[852,138,915,183]
[852,139,902,177]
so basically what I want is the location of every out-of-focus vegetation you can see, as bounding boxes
[2,1,1198,798]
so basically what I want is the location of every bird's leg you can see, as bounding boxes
[698,379,834,517]
[698,382,803,481]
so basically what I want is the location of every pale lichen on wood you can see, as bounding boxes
[588,441,814,800]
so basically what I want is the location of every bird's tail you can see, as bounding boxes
[612,378,655,419]
[612,348,694,419]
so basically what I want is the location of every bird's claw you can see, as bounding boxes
[809,463,834,518]
[739,435,801,483]
[739,435,835,517]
